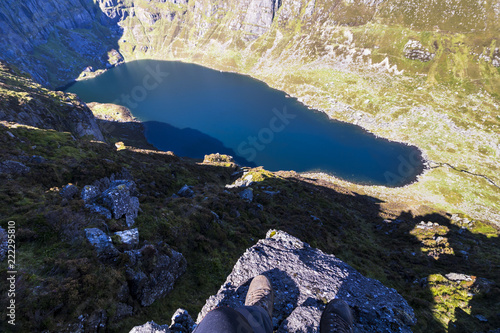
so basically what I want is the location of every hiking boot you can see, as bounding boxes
[320,299,354,333]
[245,275,274,318]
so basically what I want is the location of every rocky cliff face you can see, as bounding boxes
[0,0,121,86]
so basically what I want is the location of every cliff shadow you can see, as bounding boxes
[378,210,500,332]
[142,121,257,167]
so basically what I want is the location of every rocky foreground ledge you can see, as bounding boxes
[131,230,416,333]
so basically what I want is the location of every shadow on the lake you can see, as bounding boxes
[143,121,257,167]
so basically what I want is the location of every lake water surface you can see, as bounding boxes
[66,60,424,186]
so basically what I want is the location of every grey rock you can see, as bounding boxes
[60,184,79,200]
[445,273,473,282]
[177,185,194,198]
[226,174,254,188]
[126,244,187,306]
[126,196,140,227]
[85,203,113,219]
[102,181,135,219]
[492,48,500,67]
[239,188,254,202]
[129,321,171,333]
[0,160,30,175]
[129,309,195,333]
[114,228,140,249]
[170,309,196,333]
[476,314,488,322]
[115,302,134,320]
[82,185,101,203]
[29,155,46,164]
[197,230,416,333]
[404,40,435,62]
[85,228,119,258]
[0,227,7,262]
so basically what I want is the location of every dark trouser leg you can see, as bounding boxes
[193,306,272,333]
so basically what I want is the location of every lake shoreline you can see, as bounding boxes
[66,59,429,188]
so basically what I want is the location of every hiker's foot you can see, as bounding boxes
[320,299,354,333]
[245,275,274,318]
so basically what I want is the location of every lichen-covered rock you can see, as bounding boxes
[129,321,171,333]
[83,176,141,225]
[114,228,139,249]
[102,180,139,225]
[82,185,101,203]
[197,230,416,333]
[169,309,196,333]
[60,184,79,200]
[103,184,132,218]
[126,244,187,306]
[0,160,30,175]
[404,39,435,62]
[85,203,113,219]
[85,228,119,259]
[0,227,7,262]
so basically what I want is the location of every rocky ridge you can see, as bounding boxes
[130,230,416,332]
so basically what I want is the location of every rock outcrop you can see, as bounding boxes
[126,243,187,306]
[81,173,140,227]
[404,40,435,62]
[197,230,416,332]
[132,230,416,332]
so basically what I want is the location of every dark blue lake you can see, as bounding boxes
[66,60,424,186]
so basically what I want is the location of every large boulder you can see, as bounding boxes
[197,230,416,333]
[102,180,139,226]
[126,243,187,307]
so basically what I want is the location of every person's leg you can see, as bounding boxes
[193,306,255,333]
[235,305,273,333]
